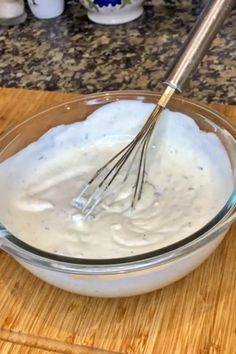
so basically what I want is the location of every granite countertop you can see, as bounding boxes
[0,1,235,104]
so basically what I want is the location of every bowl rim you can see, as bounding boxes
[1,90,236,272]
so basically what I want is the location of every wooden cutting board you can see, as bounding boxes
[0,88,235,354]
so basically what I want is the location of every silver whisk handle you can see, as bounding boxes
[164,0,235,92]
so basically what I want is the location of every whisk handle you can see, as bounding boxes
[164,0,235,92]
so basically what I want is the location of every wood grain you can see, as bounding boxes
[0,88,235,354]
[0,340,60,354]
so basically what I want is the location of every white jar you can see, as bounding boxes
[0,0,26,26]
[27,0,65,19]
[80,0,144,25]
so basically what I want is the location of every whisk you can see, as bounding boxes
[73,0,234,217]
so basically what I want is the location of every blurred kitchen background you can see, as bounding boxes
[0,0,235,104]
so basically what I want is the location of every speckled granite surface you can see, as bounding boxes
[0,1,235,104]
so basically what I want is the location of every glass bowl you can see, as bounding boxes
[0,91,236,297]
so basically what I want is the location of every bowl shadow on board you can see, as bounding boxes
[0,227,234,351]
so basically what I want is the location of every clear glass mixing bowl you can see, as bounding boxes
[0,91,235,297]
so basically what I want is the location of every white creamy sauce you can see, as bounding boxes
[0,100,233,258]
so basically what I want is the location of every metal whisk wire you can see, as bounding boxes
[73,97,171,217]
